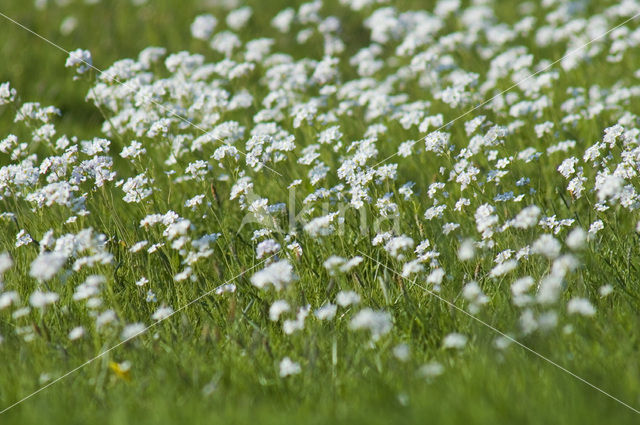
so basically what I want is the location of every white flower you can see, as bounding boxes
[419,361,444,378]
[152,306,174,321]
[588,220,604,236]
[269,300,290,321]
[512,205,540,229]
[122,174,152,203]
[135,277,148,287]
[557,157,578,178]
[595,173,623,201]
[256,239,281,259]
[191,14,217,40]
[121,322,146,340]
[16,229,33,247]
[250,260,297,291]
[120,140,146,159]
[402,259,424,277]
[283,305,310,334]
[475,204,498,239]
[30,253,66,281]
[531,234,561,259]
[0,253,13,274]
[164,219,191,240]
[489,260,517,277]
[426,268,445,285]
[68,326,85,340]
[457,239,475,261]
[12,307,30,319]
[384,235,414,259]
[29,290,59,308]
[96,310,117,328]
[210,31,241,57]
[512,276,535,297]
[462,281,489,313]
[0,292,19,309]
[73,275,104,300]
[65,49,92,74]
[279,357,301,377]
[324,255,345,273]
[272,8,295,33]
[566,228,587,250]
[226,6,252,30]
[567,298,596,316]
[442,332,467,349]
[174,267,192,282]
[303,213,339,237]
[349,308,392,340]
[0,82,17,105]
[314,303,337,320]
[424,131,449,154]
[146,290,157,303]
[393,343,410,361]
[324,256,363,275]
[336,290,360,307]
[215,283,236,295]
[537,274,563,305]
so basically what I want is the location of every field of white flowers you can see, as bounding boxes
[2,0,640,423]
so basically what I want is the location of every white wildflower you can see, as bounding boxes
[269,300,290,321]
[68,326,85,340]
[314,303,337,320]
[250,260,297,291]
[457,239,475,261]
[567,298,596,317]
[566,228,587,250]
[490,260,517,277]
[349,308,392,341]
[336,290,361,307]
[121,322,146,340]
[279,357,301,377]
[442,333,467,349]
[512,205,541,229]
[152,306,174,321]
[599,285,613,297]
[65,49,92,74]
[29,290,59,308]
[531,234,562,259]
[0,253,13,274]
[191,14,217,40]
[393,343,411,362]
[30,253,66,281]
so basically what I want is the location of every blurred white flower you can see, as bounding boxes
[269,300,290,321]
[30,253,66,281]
[567,298,596,317]
[251,260,297,291]
[442,332,467,349]
[279,357,301,377]
[29,290,59,308]
[191,14,217,40]
[350,308,392,340]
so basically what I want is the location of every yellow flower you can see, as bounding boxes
[109,361,131,381]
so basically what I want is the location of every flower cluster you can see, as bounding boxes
[1,0,637,382]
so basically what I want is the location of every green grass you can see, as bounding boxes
[1,0,640,423]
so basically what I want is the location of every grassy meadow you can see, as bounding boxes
[1,0,640,423]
